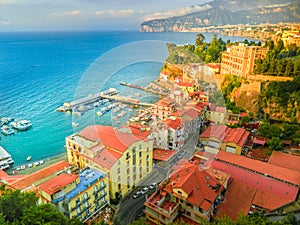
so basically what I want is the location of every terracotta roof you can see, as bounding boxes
[268,151,300,172]
[91,147,122,169]
[164,117,183,130]
[209,104,226,113]
[127,124,151,138]
[166,161,222,208]
[39,173,78,195]
[79,125,149,152]
[207,63,220,69]
[200,125,250,147]
[218,180,255,220]
[214,151,300,186]
[181,108,199,120]
[177,82,194,87]
[10,161,70,190]
[153,149,176,161]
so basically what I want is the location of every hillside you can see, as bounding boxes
[140,0,300,32]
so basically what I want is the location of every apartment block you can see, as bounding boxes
[66,125,153,200]
[221,43,268,78]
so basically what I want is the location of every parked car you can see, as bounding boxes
[141,187,149,194]
[132,191,142,199]
[149,183,156,190]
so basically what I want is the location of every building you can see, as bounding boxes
[206,104,226,125]
[66,125,153,200]
[221,43,268,78]
[145,159,230,224]
[153,98,177,121]
[199,125,250,155]
[211,151,300,219]
[150,117,184,151]
[38,168,109,222]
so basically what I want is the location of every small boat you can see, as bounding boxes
[27,156,32,161]
[1,126,15,135]
[10,120,32,131]
[72,122,79,127]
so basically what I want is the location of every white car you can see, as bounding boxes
[149,183,156,190]
[141,187,149,194]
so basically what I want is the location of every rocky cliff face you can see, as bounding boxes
[140,1,300,32]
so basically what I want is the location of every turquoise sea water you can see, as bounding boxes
[0,31,243,166]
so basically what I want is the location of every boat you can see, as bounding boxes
[1,125,15,135]
[0,146,14,170]
[72,122,79,127]
[10,120,32,131]
[27,156,32,161]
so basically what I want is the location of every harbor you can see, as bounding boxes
[120,81,169,96]
[56,87,155,116]
[0,146,14,170]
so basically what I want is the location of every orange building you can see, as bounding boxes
[145,159,230,224]
[221,43,268,78]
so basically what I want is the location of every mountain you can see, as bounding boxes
[140,0,300,32]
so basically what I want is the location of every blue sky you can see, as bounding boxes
[0,0,210,31]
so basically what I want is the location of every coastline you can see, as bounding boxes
[7,153,68,175]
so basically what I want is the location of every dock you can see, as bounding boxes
[120,82,168,96]
[57,87,154,113]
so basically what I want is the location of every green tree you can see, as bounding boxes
[268,137,284,151]
[195,33,205,46]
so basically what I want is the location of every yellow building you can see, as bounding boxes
[221,43,268,78]
[66,125,153,200]
[199,125,250,155]
[38,168,109,222]
[206,104,226,125]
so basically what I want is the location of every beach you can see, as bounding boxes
[7,153,68,175]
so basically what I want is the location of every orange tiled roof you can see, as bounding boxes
[39,173,79,195]
[177,82,194,87]
[200,125,250,147]
[91,147,122,170]
[268,151,300,172]
[166,161,222,207]
[10,161,70,190]
[128,124,151,138]
[215,151,300,186]
[79,125,149,152]
[164,117,183,130]
[153,149,176,161]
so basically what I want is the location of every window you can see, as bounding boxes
[132,147,136,155]
[118,183,121,191]
[126,152,130,160]
[139,151,142,158]
[139,144,142,150]
[117,168,120,174]
[118,160,121,166]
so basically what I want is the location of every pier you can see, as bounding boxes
[57,87,154,113]
[120,82,168,96]
[56,88,119,112]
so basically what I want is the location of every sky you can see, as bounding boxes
[0,0,211,31]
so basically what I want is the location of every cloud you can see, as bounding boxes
[50,10,81,17]
[94,9,134,17]
[144,4,212,21]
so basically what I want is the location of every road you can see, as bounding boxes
[116,131,200,224]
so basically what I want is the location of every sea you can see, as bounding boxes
[0,31,245,166]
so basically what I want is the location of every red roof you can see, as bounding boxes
[177,82,194,87]
[10,161,70,190]
[166,161,222,207]
[39,173,78,195]
[218,180,255,220]
[207,63,220,69]
[209,104,226,113]
[200,125,250,147]
[127,124,151,138]
[79,125,149,152]
[153,149,176,161]
[91,147,122,169]
[268,151,300,172]
[215,151,300,186]
[164,117,183,130]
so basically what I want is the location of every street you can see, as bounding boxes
[116,131,200,223]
